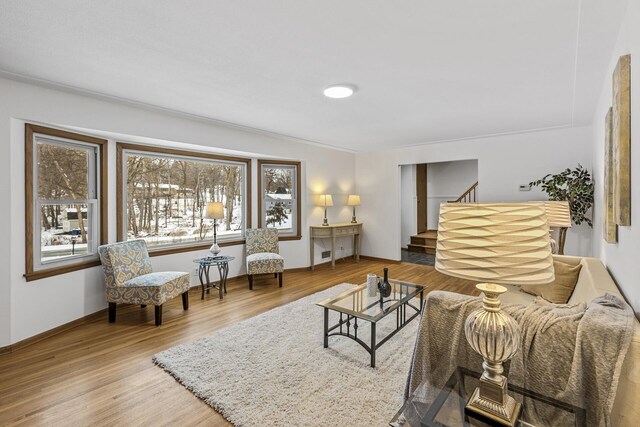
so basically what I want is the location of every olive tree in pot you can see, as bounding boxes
[529,165,594,254]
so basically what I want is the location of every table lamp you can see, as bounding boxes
[542,201,571,255]
[347,195,361,223]
[435,202,554,426]
[318,194,333,226]
[203,202,225,256]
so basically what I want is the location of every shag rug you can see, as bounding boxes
[153,284,421,426]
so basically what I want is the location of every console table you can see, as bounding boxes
[310,222,362,270]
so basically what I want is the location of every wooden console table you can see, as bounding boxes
[310,222,362,270]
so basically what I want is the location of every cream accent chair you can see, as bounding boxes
[245,228,284,290]
[98,240,190,326]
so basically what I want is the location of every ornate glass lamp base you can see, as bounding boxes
[465,375,521,426]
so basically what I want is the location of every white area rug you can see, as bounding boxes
[153,284,421,426]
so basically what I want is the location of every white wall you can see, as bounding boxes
[426,160,478,230]
[356,126,594,263]
[400,165,416,248]
[591,0,640,316]
[0,77,356,346]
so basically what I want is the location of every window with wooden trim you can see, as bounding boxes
[25,124,108,281]
[258,160,301,240]
[117,143,251,255]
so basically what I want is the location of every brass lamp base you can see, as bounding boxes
[464,283,522,426]
[322,207,329,226]
[465,374,521,426]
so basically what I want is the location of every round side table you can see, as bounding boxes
[193,256,235,300]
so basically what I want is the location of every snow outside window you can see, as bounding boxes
[260,162,300,238]
[121,149,248,251]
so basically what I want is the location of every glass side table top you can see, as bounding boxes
[317,280,425,322]
[193,255,235,265]
[390,367,586,427]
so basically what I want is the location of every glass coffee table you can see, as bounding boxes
[390,367,587,426]
[317,279,426,367]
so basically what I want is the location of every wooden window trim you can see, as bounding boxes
[257,159,302,241]
[116,142,252,257]
[24,124,108,282]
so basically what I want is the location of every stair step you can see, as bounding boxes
[407,244,436,255]
[415,230,438,238]
[411,236,437,246]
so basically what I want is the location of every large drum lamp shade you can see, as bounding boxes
[435,202,555,286]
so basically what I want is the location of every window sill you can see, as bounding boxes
[147,239,246,257]
[24,259,102,282]
[278,235,302,241]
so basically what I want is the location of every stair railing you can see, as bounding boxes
[451,181,478,203]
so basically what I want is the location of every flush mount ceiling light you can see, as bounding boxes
[323,84,357,99]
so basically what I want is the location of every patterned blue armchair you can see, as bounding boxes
[98,240,190,326]
[245,228,284,290]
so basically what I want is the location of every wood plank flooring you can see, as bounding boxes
[0,259,478,426]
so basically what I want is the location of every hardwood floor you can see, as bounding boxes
[0,259,478,426]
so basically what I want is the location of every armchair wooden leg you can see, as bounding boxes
[108,303,116,323]
[155,305,163,326]
[248,274,253,290]
[141,304,147,308]
[182,291,189,310]
[278,272,283,288]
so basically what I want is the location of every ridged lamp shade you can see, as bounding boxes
[543,201,572,228]
[435,202,555,426]
[435,202,555,286]
[203,202,224,219]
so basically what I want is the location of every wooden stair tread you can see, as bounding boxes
[407,244,436,255]
[409,229,438,254]
[414,230,438,238]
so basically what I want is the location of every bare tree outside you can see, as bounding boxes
[125,153,244,247]
[37,141,94,262]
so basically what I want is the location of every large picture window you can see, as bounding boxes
[117,143,251,255]
[258,160,301,240]
[25,124,108,281]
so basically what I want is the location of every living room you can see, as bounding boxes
[1,1,639,426]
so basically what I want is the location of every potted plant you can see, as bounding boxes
[529,165,594,227]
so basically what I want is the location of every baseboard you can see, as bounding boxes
[0,308,108,355]
[359,255,402,264]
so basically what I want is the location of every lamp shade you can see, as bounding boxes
[347,195,361,206]
[542,201,572,228]
[203,201,224,220]
[435,203,554,286]
[318,194,334,207]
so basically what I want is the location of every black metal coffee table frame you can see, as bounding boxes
[320,281,425,368]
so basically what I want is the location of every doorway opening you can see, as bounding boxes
[400,159,478,266]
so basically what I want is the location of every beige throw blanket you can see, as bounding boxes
[405,291,635,426]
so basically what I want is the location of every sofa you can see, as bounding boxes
[500,255,640,426]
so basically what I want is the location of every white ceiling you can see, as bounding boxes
[0,0,629,152]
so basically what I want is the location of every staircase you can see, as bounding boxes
[407,181,478,254]
[407,230,438,254]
